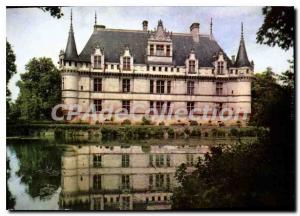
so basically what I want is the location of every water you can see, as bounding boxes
[6,138,235,211]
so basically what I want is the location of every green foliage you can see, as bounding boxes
[190,120,198,126]
[159,121,165,126]
[38,7,64,19]
[6,41,17,119]
[141,116,152,125]
[10,143,62,200]
[257,7,294,50]
[122,119,131,125]
[191,127,201,137]
[13,57,61,121]
[211,128,226,137]
[173,137,293,209]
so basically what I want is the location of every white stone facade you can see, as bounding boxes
[59,18,253,125]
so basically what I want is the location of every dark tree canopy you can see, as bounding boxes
[14,57,61,121]
[6,41,17,96]
[257,6,294,50]
[173,65,295,210]
[7,6,64,19]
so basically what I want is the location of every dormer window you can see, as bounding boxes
[94,56,101,69]
[189,60,195,73]
[217,61,224,74]
[123,57,130,71]
[156,45,164,56]
[150,44,154,55]
[166,45,171,56]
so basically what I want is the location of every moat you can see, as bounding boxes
[7,138,247,210]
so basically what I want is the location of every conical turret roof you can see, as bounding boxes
[65,10,78,61]
[235,23,251,67]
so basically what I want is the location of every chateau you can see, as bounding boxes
[59,12,253,125]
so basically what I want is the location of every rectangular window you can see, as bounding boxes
[94,78,102,92]
[122,154,130,167]
[166,174,171,190]
[94,56,101,69]
[122,79,130,92]
[164,67,168,72]
[187,102,194,115]
[166,154,170,167]
[123,57,130,70]
[121,175,130,190]
[153,66,156,71]
[155,154,164,167]
[121,197,130,210]
[122,100,130,113]
[155,174,164,189]
[150,44,154,55]
[147,65,150,71]
[149,155,154,166]
[93,174,101,190]
[94,100,102,112]
[150,101,154,115]
[166,102,171,114]
[159,66,162,71]
[177,68,180,72]
[94,198,101,210]
[216,82,223,95]
[156,44,164,56]
[186,154,194,166]
[93,154,102,167]
[167,81,171,94]
[189,60,196,73]
[166,45,171,56]
[156,101,164,114]
[217,61,224,74]
[111,65,114,70]
[156,80,165,94]
[171,67,174,72]
[150,80,154,93]
[149,174,153,190]
[187,81,195,95]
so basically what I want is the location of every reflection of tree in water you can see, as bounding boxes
[12,143,63,200]
[7,158,16,210]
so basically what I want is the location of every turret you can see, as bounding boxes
[234,22,251,68]
[64,10,78,62]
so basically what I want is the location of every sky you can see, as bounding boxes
[6,6,294,100]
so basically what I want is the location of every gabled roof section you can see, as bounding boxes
[78,28,232,67]
[64,10,78,61]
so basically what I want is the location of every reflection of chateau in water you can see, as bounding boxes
[59,144,210,210]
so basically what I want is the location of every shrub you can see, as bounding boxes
[190,120,198,126]
[230,127,239,137]
[191,127,201,137]
[122,119,131,125]
[211,128,226,137]
[167,127,175,138]
[159,121,165,126]
[141,116,151,125]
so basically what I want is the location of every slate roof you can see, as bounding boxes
[234,37,251,67]
[78,29,233,67]
[65,26,78,61]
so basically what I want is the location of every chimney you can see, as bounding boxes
[94,24,106,31]
[231,55,236,64]
[190,22,200,42]
[142,20,148,31]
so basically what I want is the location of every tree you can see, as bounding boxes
[257,7,294,50]
[173,67,295,210]
[7,6,64,19]
[6,41,17,118]
[15,57,61,121]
